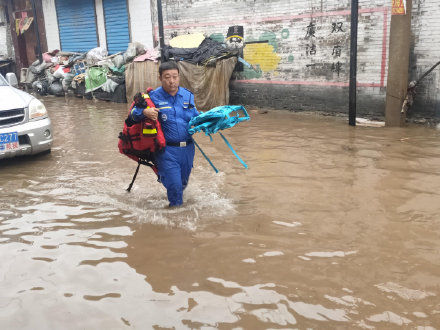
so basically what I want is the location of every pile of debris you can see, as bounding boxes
[23,42,158,103]
[23,26,249,105]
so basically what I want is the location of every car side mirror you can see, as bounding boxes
[5,72,18,88]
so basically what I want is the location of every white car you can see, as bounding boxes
[0,73,53,159]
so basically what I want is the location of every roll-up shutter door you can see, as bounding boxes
[55,0,98,53]
[103,0,130,54]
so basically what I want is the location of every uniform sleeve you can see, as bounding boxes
[130,106,146,122]
[189,93,199,117]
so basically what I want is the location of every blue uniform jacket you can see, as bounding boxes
[130,86,199,142]
[129,86,199,206]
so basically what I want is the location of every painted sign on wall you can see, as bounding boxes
[392,0,406,15]
[156,1,389,88]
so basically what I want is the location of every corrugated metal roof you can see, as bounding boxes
[56,0,98,53]
[103,0,130,54]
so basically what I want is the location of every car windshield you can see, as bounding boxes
[0,74,9,86]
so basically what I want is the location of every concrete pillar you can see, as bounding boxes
[95,0,107,49]
[385,0,412,127]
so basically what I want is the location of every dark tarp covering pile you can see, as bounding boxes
[163,38,236,66]
[125,57,237,111]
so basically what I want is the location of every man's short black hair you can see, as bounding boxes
[159,61,179,76]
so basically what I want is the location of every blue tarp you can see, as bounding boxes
[188,105,250,171]
[188,105,250,137]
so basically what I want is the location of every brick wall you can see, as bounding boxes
[153,0,391,116]
[410,0,440,119]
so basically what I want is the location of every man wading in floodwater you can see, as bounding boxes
[129,61,199,207]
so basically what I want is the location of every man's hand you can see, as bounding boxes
[143,107,159,121]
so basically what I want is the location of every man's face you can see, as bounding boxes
[160,69,180,96]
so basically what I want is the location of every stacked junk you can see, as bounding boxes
[23,26,248,105]
[23,42,156,103]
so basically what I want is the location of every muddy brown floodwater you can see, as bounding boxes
[1,95,440,329]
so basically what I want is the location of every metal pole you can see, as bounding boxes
[348,0,358,126]
[30,0,43,63]
[156,0,165,62]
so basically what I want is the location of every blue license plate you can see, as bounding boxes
[0,132,19,151]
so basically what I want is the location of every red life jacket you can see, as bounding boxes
[118,88,166,176]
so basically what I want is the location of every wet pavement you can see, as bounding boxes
[1,95,440,329]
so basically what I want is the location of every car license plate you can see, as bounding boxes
[0,132,19,151]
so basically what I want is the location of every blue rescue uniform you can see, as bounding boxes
[130,86,199,206]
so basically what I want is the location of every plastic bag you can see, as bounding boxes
[32,79,49,95]
[101,78,119,93]
[45,70,56,85]
[49,81,64,96]
[123,42,145,63]
[97,59,114,69]
[112,54,125,69]
[25,69,36,84]
[62,73,75,91]
[30,61,51,74]
[86,47,108,65]
[67,53,86,66]
[52,66,69,79]
[43,53,53,63]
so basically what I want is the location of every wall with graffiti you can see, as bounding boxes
[410,0,440,118]
[154,0,391,114]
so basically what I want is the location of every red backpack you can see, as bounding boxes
[118,88,166,191]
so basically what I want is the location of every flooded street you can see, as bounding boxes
[1,95,440,329]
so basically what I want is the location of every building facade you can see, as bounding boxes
[0,1,14,61]
[41,0,154,53]
[2,0,48,74]
[409,0,440,119]
[150,0,439,119]
[5,0,439,118]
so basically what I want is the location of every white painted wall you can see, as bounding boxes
[41,0,61,51]
[410,0,440,116]
[154,0,390,86]
[95,0,107,49]
[0,5,12,58]
[128,0,154,48]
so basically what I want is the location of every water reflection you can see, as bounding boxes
[1,97,440,328]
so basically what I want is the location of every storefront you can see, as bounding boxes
[3,0,47,73]
[43,0,153,54]
[55,0,98,52]
[103,0,130,54]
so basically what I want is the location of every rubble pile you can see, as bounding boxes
[24,42,159,103]
[22,28,245,105]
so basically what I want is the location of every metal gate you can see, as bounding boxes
[55,0,98,53]
[103,0,130,54]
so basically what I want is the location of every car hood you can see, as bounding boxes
[0,85,34,110]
